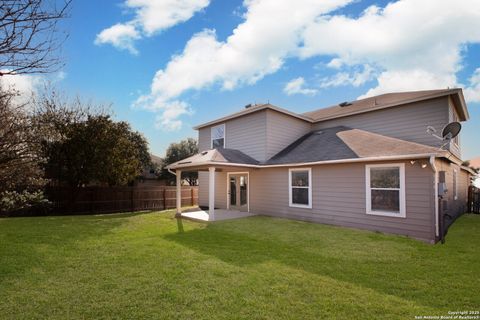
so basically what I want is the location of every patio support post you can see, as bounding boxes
[176,170,182,216]
[209,167,215,220]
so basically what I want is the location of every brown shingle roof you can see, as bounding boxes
[336,128,439,158]
[303,89,463,122]
[169,126,444,169]
[265,127,440,165]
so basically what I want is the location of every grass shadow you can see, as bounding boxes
[165,215,480,310]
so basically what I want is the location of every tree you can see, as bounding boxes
[0,87,47,213]
[0,0,71,76]
[0,87,44,193]
[41,115,151,187]
[162,138,199,186]
[32,89,151,188]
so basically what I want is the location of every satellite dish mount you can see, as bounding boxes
[426,122,461,150]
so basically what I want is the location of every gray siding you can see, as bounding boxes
[312,97,450,149]
[436,159,470,220]
[448,97,461,158]
[198,171,208,207]
[197,110,268,161]
[198,128,211,152]
[265,110,311,159]
[248,161,436,242]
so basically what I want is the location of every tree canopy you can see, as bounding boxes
[40,112,151,187]
[162,138,198,186]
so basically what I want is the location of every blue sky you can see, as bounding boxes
[36,0,480,159]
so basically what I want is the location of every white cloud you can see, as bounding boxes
[326,58,344,69]
[127,0,210,35]
[95,0,210,54]
[300,0,480,96]
[136,0,480,130]
[136,95,193,131]
[284,77,317,96]
[137,0,352,129]
[464,68,480,103]
[320,65,374,89]
[359,69,457,99]
[0,71,42,104]
[95,23,141,54]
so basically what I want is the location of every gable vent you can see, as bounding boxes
[338,101,353,107]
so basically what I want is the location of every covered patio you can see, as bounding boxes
[167,148,259,222]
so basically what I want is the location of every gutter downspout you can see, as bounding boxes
[168,168,176,176]
[429,155,439,239]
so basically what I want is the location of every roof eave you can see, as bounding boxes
[450,89,469,121]
[168,152,444,170]
[309,89,468,123]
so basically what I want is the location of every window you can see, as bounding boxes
[453,169,458,200]
[289,168,312,208]
[366,164,406,218]
[211,124,225,149]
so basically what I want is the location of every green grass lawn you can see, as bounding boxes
[0,211,479,319]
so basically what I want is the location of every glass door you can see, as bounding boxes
[229,174,248,212]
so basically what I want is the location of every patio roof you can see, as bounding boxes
[167,148,259,170]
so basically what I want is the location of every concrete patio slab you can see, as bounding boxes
[180,209,256,222]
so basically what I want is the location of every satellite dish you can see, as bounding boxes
[441,122,461,140]
[426,122,462,142]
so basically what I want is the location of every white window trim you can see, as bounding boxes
[211,123,226,149]
[365,163,406,218]
[453,168,458,200]
[288,168,312,209]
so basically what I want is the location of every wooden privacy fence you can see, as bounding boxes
[468,186,480,214]
[47,186,198,215]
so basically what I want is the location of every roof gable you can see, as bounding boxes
[193,103,312,130]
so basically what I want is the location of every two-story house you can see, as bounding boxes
[168,88,473,243]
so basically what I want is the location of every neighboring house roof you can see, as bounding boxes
[470,157,480,169]
[303,88,469,122]
[150,154,163,165]
[193,103,312,130]
[169,127,443,169]
[193,88,469,130]
[266,126,440,165]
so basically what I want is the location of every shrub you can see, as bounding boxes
[0,190,50,216]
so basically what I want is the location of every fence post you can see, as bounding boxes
[131,187,134,212]
[163,188,167,210]
[191,187,194,206]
